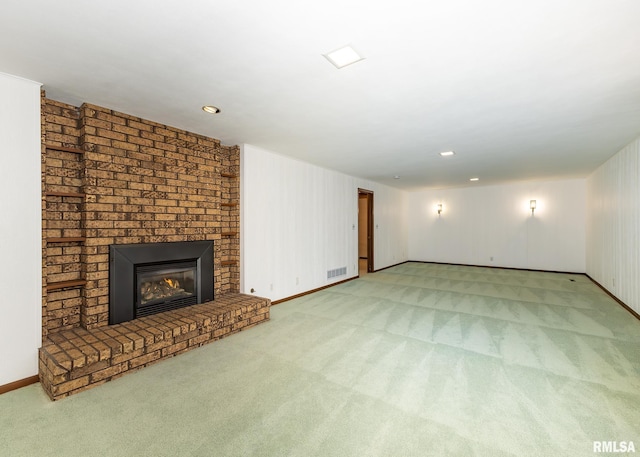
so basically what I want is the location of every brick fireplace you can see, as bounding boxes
[38,96,270,399]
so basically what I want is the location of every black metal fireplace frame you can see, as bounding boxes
[109,241,214,325]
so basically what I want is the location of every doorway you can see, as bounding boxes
[358,189,374,275]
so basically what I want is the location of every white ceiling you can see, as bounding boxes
[2,0,640,190]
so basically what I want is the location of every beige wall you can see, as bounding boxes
[241,144,409,301]
[587,135,640,313]
[0,72,42,385]
[408,178,586,272]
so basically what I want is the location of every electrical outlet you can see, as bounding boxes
[270,283,273,291]
[296,277,299,285]
[490,256,494,261]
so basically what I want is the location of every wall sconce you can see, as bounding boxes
[530,200,537,215]
[437,203,443,216]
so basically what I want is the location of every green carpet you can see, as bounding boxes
[1,262,639,456]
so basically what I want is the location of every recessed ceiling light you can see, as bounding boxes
[469,177,479,181]
[439,151,455,157]
[202,105,220,114]
[323,45,365,69]
[393,175,400,179]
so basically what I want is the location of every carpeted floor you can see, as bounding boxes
[1,262,639,456]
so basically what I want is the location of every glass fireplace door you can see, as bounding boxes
[135,261,198,316]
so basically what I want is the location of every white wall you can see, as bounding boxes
[408,179,586,272]
[241,144,408,301]
[0,72,42,385]
[587,136,640,313]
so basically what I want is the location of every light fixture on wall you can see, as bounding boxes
[530,199,537,215]
[437,203,443,216]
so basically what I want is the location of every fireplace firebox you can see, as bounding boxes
[136,261,197,316]
[109,241,214,325]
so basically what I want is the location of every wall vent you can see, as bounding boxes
[327,266,347,279]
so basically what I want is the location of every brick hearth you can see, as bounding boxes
[39,294,270,400]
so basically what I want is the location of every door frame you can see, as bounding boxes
[358,188,374,273]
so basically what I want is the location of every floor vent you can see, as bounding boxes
[327,266,347,279]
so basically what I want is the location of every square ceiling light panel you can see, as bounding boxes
[323,45,365,69]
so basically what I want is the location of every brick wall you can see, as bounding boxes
[42,96,240,335]
[42,99,83,335]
